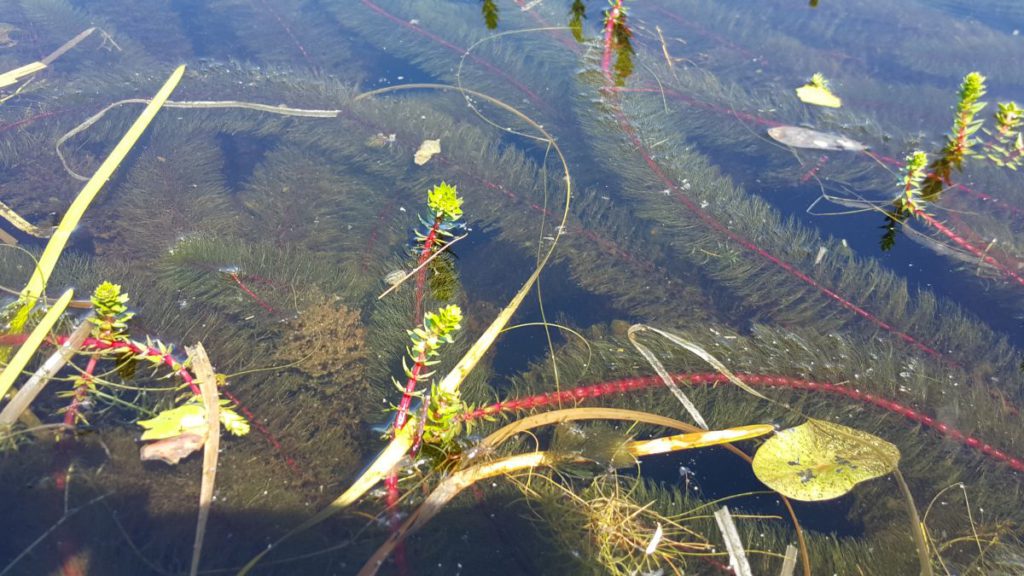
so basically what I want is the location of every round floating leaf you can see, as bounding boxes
[752,419,900,501]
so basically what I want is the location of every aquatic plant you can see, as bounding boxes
[2,2,1023,574]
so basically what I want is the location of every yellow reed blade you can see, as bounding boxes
[11,65,185,332]
[0,289,73,402]
[628,424,775,457]
[0,61,46,89]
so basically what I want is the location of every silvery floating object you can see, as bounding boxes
[767,126,867,151]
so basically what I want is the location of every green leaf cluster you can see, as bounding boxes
[986,101,1024,170]
[894,150,928,216]
[89,281,134,340]
[426,181,463,223]
[408,304,462,360]
[946,72,988,166]
[421,382,480,445]
[481,0,498,30]
[137,397,250,440]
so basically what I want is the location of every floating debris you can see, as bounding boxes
[414,138,441,165]
[383,269,406,286]
[0,23,18,48]
[795,72,842,108]
[768,126,867,151]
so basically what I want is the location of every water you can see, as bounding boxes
[1,0,1023,574]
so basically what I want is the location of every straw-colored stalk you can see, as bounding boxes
[357,408,773,575]
[10,65,184,334]
[187,343,221,576]
[238,82,572,575]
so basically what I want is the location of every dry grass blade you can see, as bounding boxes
[714,506,753,576]
[631,324,771,402]
[187,343,221,576]
[0,289,74,402]
[0,314,92,429]
[358,413,769,576]
[627,324,709,429]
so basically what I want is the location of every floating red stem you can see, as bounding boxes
[917,212,1024,288]
[229,272,277,314]
[463,372,1024,473]
[602,1,623,81]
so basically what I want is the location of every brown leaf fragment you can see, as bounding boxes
[140,433,205,465]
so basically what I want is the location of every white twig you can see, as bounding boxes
[377,233,468,300]
[714,505,752,576]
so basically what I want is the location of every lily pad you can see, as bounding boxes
[752,419,899,501]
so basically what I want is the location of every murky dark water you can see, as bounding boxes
[1,1,1022,574]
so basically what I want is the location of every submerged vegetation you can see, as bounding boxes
[0,0,1023,575]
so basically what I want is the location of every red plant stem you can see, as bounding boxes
[220,387,303,477]
[75,337,201,395]
[252,0,312,65]
[462,372,1024,473]
[384,470,409,574]
[602,1,623,81]
[393,351,428,432]
[62,355,98,428]
[799,154,829,183]
[916,211,1024,288]
[603,86,948,362]
[413,217,442,324]
[229,272,277,314]
[51,336,305,477]
[0,110,64,133]
[390,217,443,434]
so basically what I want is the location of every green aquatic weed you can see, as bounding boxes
[89,281,134,341]
[426,181,463,223]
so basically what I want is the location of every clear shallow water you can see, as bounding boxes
[0,1,1022,574]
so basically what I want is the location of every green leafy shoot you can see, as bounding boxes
[923,72,987,199]
[569,0,587,43]
[986,101,1024,170]
[481,0,499,30]
[89,281,134,341]
[894,151,928,217]
[426,181,464,223]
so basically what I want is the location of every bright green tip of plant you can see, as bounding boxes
[809,72,829,89]
[427,181,463,222]
[959,72,987,106]
[995,101,1022,130]
[426,304,463,337]
[91,281,129,317]
[90,281,134,339]
[906,150,927,172]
